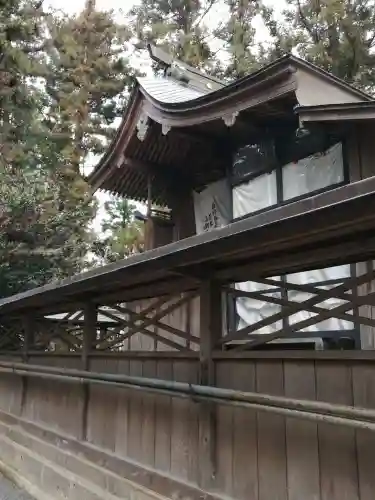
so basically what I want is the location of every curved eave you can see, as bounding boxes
[140,61,296,115]
[87,65,296,192]
[138,69,298,132]
[87,84,143,191]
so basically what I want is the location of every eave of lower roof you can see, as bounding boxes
[87,86,142,190]
[296,101,375,122]
[2,175,375,316]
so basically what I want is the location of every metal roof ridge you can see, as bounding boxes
[147,43,226,88]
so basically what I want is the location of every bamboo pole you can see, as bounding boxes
[1,360,375,431]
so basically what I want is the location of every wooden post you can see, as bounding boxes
[82,302,97,370]
[20,314,35,416]
[147,173,152,217]
[198,280,222,489]
[22,315,35,362]
[81,302,97,440]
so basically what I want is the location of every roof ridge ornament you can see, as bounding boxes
[161,124,171,136]
[136,111,150,142]
[222,111,239,127]
[147,43,225,92]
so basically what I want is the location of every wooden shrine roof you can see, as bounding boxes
[2,176,375,317]
[88,48,372,205]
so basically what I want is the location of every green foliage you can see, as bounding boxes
[264,0,375,90]
[45,1,137,170]
[0,0,46,170]
[0,164,92,297]
[130,0,218,69]
[215,0,262,79]
[92,198,144,264]
[0,0,136,298]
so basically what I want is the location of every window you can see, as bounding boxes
[282,143,344,201]
[232,139,278,217]
[232,132,345,219]
[233,171,277,218]
[232,140,277,183]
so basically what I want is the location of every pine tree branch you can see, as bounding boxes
[296,0,319,44]
[193,0,219,29]
[366,31,375,48]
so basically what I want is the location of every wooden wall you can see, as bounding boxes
[1,353,375,500]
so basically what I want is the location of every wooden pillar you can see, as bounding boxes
[81,302,97,440]
[198,280,222,489]
[147,172,152,217]
[20,314,35,416]
[168,188,196,241]
[22,314,35,362]
[347,126,375,349]
[82,302,97,370]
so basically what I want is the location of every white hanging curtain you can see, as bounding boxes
[233,171,277,218]
[286,266,353,332]
[235,279,282,334]
[193,179,231,234]
[282,142,344,201]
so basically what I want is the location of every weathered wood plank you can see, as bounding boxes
[256,360,287,500]
[352,363,375,500]
[86,358,118,452]
[316,362,359,500]
[214,361,234,497]
[154,359,172,473]
[114,358,130,458]
[127,360,143,461]
[188,364,200,485]
[232,361,258,500]
[198,281,222,489]
[141,359,156,467]
[171,361,197,482]
[284,360,320,500]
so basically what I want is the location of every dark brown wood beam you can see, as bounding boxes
[82,302,97,370]
[198,280,222,488]
[22,314,35,361]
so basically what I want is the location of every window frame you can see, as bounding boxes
[231,134,350,223]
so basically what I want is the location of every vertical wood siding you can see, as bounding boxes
[1,355,375,500]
